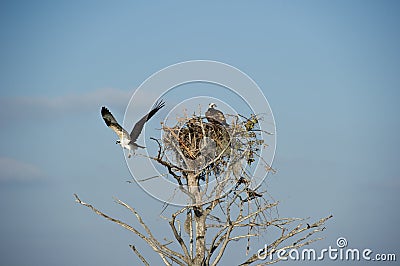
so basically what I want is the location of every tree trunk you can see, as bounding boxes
[194,212,206,265]
[187,173,207,265]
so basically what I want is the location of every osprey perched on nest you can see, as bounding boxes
[205,103,229,126]
[101,100,165,157]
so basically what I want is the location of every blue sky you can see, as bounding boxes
[0,1,399,265]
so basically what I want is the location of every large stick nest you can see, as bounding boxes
[177,117,230,160]
[162,114,264,178]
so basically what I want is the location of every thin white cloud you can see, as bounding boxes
[2,87,128,112]
[0,88,166,126]
[0,88,130,123]
[0,88,163,124]
[0,157,45,182]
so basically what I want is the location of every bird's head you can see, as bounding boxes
[209,103,217,109]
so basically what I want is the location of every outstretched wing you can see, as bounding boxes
[130,100,165,142]
[101,107,129,140]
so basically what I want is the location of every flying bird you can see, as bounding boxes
[205,103,229,126]
[101,100,165,158]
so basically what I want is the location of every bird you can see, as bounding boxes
[245,188,262,200]
[234,177,249,190]
[101,100,165,158]
[205,103,229,126]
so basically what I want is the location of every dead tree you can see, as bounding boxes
[75,110,332,265]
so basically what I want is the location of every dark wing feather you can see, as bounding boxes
[205,109,212,120]
[206,108,228,126]
[214,110,227,124]
[130,100,165,142]
[101,107,129,140]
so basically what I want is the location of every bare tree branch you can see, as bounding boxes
[76,111,332,266]
[74,194,185,266]
[169,207,191,261]
[129,245,150,266]
[239,215,333,265]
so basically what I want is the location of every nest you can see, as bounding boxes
[161,113,264,179]
[176,117,231,160]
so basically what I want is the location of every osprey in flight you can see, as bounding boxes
[101,100,165,157]
[205,103,229,126]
